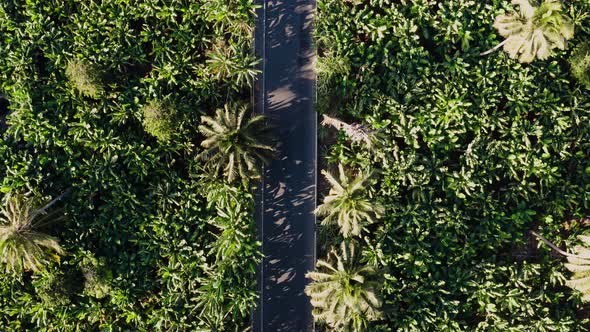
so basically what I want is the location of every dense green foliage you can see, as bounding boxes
[0,0,260,330]
[316,0,590,330]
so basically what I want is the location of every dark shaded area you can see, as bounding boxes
[0,94,9,130]
[253,0,317,331]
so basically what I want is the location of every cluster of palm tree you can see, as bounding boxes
[307,138,384,328]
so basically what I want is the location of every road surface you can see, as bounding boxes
[253,0,316,331]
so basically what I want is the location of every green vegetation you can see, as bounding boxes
[197,103,274,184]
[314,0,590,330]
[533,231,590,302]
[486,0,574,63]
[65,60,104,99]
[305,242,382,331]
[0,0,261,330]
[141,99,177,142]
[571,42,590,89]
[0,193,65,273]
[2,0,590,330]
[316,164,383,238]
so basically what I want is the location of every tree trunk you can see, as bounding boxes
[480,39,508,56]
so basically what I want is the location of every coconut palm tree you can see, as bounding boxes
[532,230,590,302]
[0,193,66,273]
[316,164,384,238]
[197,104,274,183]
[481,0,574,63]
[305,242,382,331]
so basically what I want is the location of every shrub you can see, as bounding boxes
[141,99,177,142]
[65,60,103,99]
[570,42,590,89]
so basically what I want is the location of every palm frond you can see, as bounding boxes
[0,193,65,273]
[197,103,275,184]
[486,0,574,63]
[305,242,382,330]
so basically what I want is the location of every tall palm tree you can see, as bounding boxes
[305,242,382,331]
[481,0,574,63]
[316,164,384,238]
[0,193,66,273]
[532,230,590,302]
[197,104,275,183]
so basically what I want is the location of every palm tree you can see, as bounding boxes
[481,0,574,63]
[316,164,384,238]
[305,242,382,331]
[532,230,590,302]
[197,104,274,183]
[0,193,66,273]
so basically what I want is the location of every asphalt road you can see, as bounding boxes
[253,0,316,331]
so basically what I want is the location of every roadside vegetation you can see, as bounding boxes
[0,0,266,330]
[312,0,590,330]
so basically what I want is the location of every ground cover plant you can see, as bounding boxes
[0,0,263,330]
[313,0,590,330]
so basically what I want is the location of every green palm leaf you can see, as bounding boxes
[316,165,383,238]
[483,0,574,63]
[533,231,590,302]
[305,242,382,331]
[0,193,65,273]
[197,104,275,184]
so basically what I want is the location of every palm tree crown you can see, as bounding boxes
[316,164,384,238]
[487,0,574,63]
[532,231,590,302]
[197,104,275,183]
[305,242,382,331]
[0,193,65,273]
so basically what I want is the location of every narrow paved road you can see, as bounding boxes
[253,0,316,331]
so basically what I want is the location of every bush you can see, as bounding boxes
[141,99,177,142]
[65,60,103,99]
[570,42,590,89]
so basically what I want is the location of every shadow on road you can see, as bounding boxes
[253,0,317,331]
